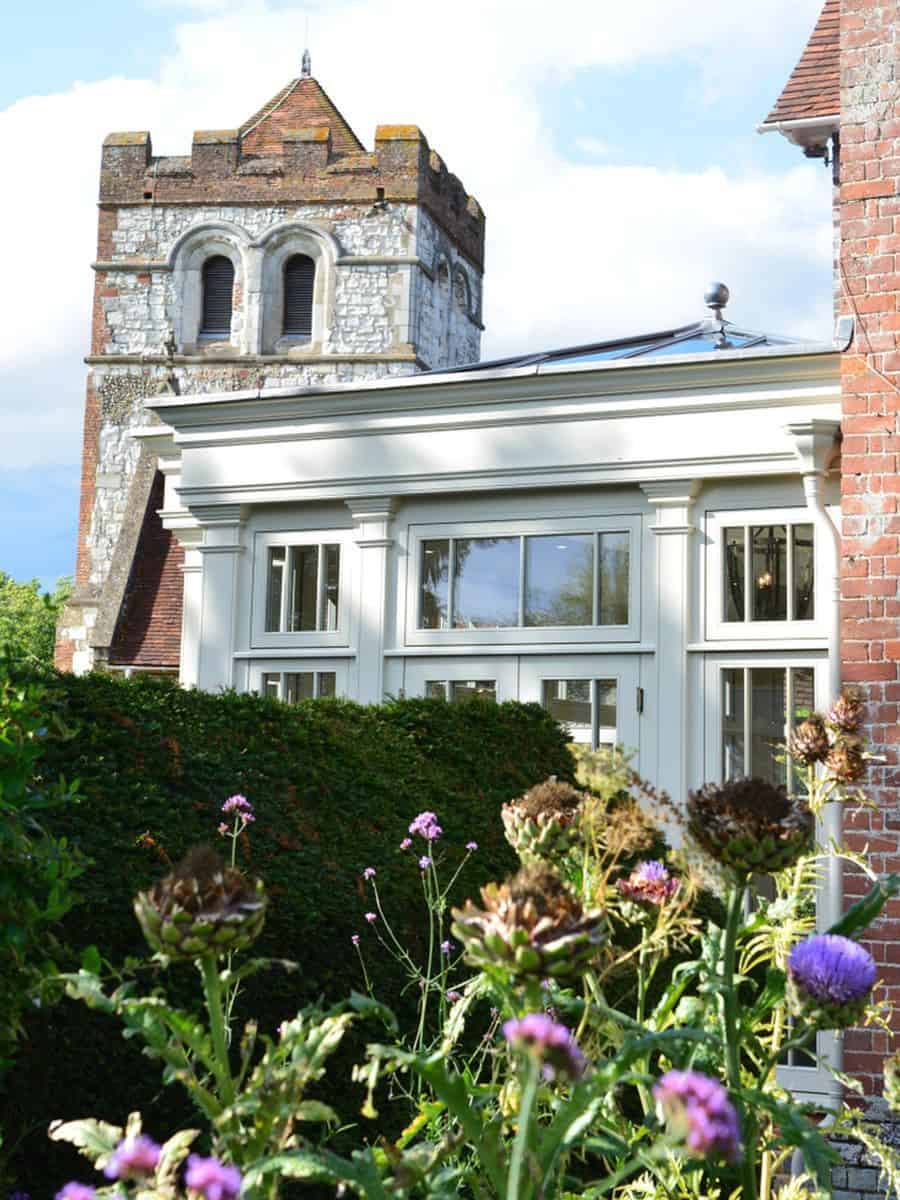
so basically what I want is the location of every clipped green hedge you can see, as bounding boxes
[3,671,573,1194]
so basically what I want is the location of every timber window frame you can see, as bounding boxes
[405,515,641,647]
[251,531,351,649]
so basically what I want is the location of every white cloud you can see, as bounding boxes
[574,135,611,157]
[0,0,832,471]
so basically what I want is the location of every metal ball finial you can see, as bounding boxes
[704,281,730,314]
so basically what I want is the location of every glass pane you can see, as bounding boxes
[751,525,788,621]
[425,680,448,699]
[792,524,815,620]
[452,538,520,629]
[261,672,281,699]
[284,672,315,703]
[265,548,285,632]
[749,668,787,785]
[723,528,745,622]
[289,546,319,632]
[524,535,593,626]
[542,679,591,741]
[449,680,497,702]
[792,667,816,724]
[599,532,629,625]
[722,668,745,780]
[420,540,450,629]
[323,546,340,631]
[318,672,337,698]
[596,680,618,744]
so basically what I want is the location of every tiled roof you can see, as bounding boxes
[762,0,839,126]
[239,76,366,157]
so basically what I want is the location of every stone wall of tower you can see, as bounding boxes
[838,0,900,1104]
[56,98,486,674]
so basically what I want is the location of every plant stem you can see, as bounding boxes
[721,881,757,1200]
[507,1058,539,1200]
[200,953,235,1105]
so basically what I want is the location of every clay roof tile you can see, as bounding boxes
[762,0,839,126]
[239,76,365,157]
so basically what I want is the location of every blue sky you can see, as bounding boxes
[0,0,831,590]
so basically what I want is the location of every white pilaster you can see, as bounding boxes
[641,479,701,815]
[346,497,396,704]
[176,528,203,689]
[192,504,246,694]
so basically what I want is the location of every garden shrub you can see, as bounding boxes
[1,668,573,1195]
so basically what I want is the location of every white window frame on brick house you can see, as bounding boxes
[403,514,642,648]
[249,660,350,700]
[702,649,839,1103]
[250,529,353,650]
[705,506,828,642]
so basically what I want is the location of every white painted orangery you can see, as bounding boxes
[145,296,844,818]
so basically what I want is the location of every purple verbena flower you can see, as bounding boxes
[409,811,443,841]
[466,841,478,852]
[788,934,877,1015]
[653,1070,742,1163]
[618,861,680,906]
[184,1155,242,1200]
[363,867,376,880]
[399,837,412,850]
[55,1186,95,1200]
[418,855,433,870]
[221,794,254,822]
[446,990,462,1002]
[351,934,360,946]
[503,1012,586,1080]
[104,1134,161,1180]
[441,940,452,955]
[217,822,229,836]
[365,911,377,924]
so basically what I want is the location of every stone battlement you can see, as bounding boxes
[100,113,485,268]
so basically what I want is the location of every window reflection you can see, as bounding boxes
[452,538,520,629]
[751,526,788,621]
[525,535,593,626]
[420,540,450,629]
[599,532,629,625]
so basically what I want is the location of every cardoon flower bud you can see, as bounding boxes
[104,1134,161,1180]
[826,737,867,785]
[501,777,586,864]
[787,934,877,1029]
[687,778,812,875]
[617,861,679,907]
[184,1155,242,1200]
[653,1071,741,1164]
[451,864,605,983]
[134,846,267,961]
[788,715,830,767]
[828,689,864,734]
[503,1012,586,1080]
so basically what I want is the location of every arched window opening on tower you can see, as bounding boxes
[283,254,315,337]
[200,255,235,337]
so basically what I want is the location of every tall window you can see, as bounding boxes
[200,255,235,337]
[418,532,629,630]
[265,544,340,633]
[722,665,815,785]
[283,254,315,336]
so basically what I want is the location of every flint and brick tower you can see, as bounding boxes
[56,70,485,675]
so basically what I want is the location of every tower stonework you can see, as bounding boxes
[55,73,485,674]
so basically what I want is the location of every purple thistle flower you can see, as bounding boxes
[221,794,254,822]
[104,1134,162,1180]
[363,867,376,880]
[418,855,433,870]
[399,837,412,850]
[618,861,680,907]
[351,934,360,946]
[653,1070,742,1164]
[446,990,462,1002]
[441,940,452,955]
[365,911,377,923]
[409,811,443,841]
[184,1155,242,1200]
[503,1012,586,1080]
[788,934,877,1010]
[55,1187,95,1200]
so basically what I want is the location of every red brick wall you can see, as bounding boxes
[839,0,900,1098]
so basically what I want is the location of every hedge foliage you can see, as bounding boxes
[2,670,573,1195]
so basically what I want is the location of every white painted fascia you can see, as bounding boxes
[756,114,839,149]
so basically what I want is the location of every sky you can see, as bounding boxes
[0,0,833,590]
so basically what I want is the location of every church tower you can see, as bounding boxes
[56,65,486,675]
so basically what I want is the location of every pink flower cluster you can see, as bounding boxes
[408,811,443,841]
[503,1012,586,1080]
[185,1154,243,1200]
[653,1070,742,1163]
[104,1134,161,1181]
[222,794,255,822]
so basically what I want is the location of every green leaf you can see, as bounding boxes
[48,1117,123,1169]
[294,1099,339,1125]
[244,1147,389,1199]
[828,873,900,940]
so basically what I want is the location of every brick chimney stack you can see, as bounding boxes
[839,0,900,1096]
